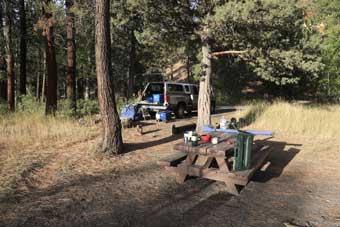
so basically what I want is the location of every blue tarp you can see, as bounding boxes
[203,125,273,136]
[120,104,141,121]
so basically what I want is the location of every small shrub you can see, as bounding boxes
[57,99,75,118]
[77,99,100,116]
[0,100,7,115]
[17,95,44,114]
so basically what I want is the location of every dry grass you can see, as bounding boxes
[244,101,340,139]
[1,101,339,198]
[0,113,98,196]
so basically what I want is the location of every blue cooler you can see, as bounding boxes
[153,94,164,103]
[159,110,172,122]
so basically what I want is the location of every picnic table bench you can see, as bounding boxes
[158,132,271,195]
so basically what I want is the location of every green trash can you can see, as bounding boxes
[233,130,254,171]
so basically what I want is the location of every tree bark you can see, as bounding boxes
[196,25,212,133]
[66,0,76,113]
[84,55,91,100]
[95,0,123,154]
[127,30,136,99]
[41,50,46,102]
[0,1,7,102]
[19,0,27,95]
[3,1,15,112]
[43,3,58,115]
[36,49,41,100]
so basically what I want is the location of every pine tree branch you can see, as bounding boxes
[210,50,248,58]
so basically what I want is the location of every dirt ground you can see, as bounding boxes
[0,109,340,227]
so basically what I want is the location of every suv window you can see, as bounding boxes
[167,84,184,92]
[192,86,199,95]
[184,85,190,93]
[147,83,164,93]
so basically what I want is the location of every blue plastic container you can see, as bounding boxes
[153,94,164,103]
[159,110,172,122]
[146,95,153,103]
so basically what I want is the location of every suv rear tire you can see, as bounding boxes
[176,103,186,118]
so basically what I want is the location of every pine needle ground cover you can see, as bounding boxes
[0,112,97,196]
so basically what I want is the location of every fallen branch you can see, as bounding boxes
[210,50,248,58]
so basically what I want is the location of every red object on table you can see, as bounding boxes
[201,135,212,142]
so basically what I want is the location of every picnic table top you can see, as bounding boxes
[173,132,237,157]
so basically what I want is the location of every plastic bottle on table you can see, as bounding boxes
[220,116,227,130]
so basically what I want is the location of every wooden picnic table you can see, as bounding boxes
[158,132,271,195]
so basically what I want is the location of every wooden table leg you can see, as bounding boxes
[215,157,230,173]
[225,181,239,195]
[215,157,239,195]
[175,153,196,183]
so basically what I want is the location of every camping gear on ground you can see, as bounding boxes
[211,137,219,144]
[233,130,254,171]
[120,104,141,121]
[155,112,161,121]
[159,110,172,122]
[201,135,212,142]
[202,125,273,137]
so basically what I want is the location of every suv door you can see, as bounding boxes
[191,85,199,110]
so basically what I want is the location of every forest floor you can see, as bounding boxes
[0,108,340,227]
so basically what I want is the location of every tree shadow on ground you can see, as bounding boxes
[124,134,182,153]
[252,140,301,183]
[141,128,161,135]
[189,107,238,118]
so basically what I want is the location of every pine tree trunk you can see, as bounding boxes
[196,25,212,133]
[44,7,58,115]
[84,55,91,100]
[0,0,6,93]
[66,0,76,113]
[127,30,136,99]
[19,0,27,95]
[36,49,41,100]
[95,0,123,155]
[3,1,15,112]
[41,51,46,102]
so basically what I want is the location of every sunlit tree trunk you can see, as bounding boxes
[41,51,46,102]
[196,25,212,133]
[3,1,15,111]
[95,0,123,154]
[66,0,76,113]
[36,49,41,100]
[19,0,27,95]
